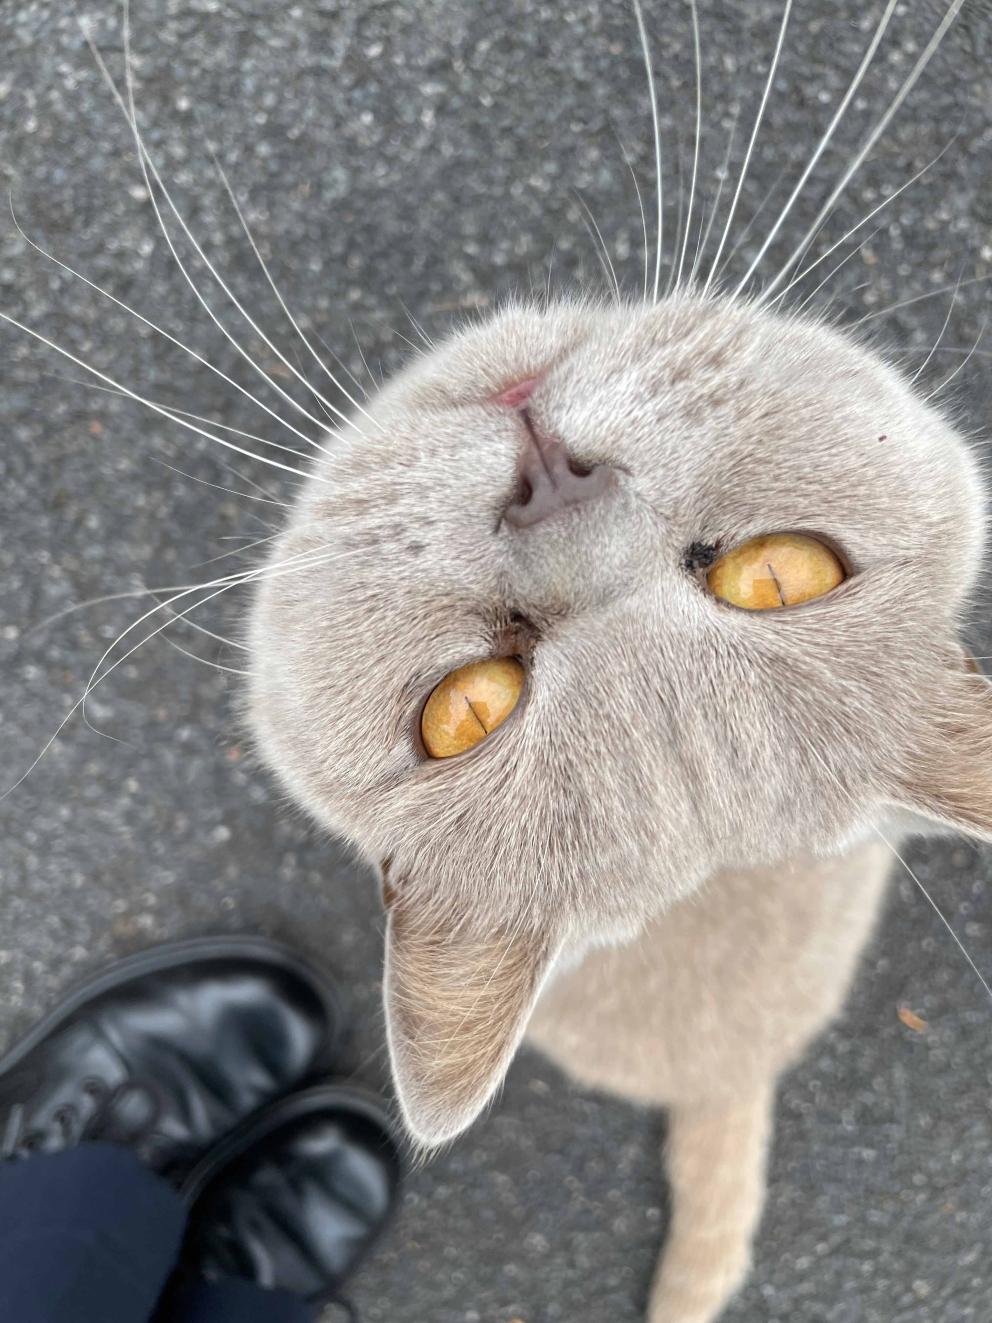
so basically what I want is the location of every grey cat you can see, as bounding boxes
[244,4,990,1320]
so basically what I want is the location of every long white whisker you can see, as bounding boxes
[717,163,791,277]
[789,224,887,316]
[690,107,740,288]
[157,631,252,676]
[704,0,793,294]
[216,459,284,502]
[922,318,987,402]
[152,459,290,508]
[189,529,284,568]
[886,345,992,359]
[207,148,382,431]
[573,192,622,303]
[312,329,371,402]
[873,823,992,1004]
[4,548,335,800]
[908,273,963,385]
[347,320,381,390]
[734,0,901,298]
[9,197,326,454]
[675,0,703,292]
[149,592,249,650]
[46,369,314,463]
[798,736,992,1006]
[398,300,436,351]
[26,533,297,635]
[665,133,686,299]
[765,147,951,310]
[85,14,344,449]
[614,132,650,303]
[631,0,665,301]
[752,0,964,301]
[0,309,325,484]
[851,274,992,328]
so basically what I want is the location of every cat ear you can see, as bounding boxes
[890,649,992,840]
[382,895,559,1145]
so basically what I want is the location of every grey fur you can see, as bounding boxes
[248,293,990,1319]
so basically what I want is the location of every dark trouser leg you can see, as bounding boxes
[0,1142,187,1323]
[164,1279,316,1323]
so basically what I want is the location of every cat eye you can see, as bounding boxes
[706,533,846,610]
[421,657,525,758]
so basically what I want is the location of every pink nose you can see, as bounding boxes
[494,375,543,408]
[504,415,616,529]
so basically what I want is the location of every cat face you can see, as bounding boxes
[248,294,990,1142]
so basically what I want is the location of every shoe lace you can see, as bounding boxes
[1,1078,165,1160]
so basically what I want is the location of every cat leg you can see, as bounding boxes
[647,1084,773,1323]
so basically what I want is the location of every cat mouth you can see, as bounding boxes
[502,409,617,529]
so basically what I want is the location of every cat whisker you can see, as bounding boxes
[851,273,992,328]
[3,547,336,800]
[85,13,344,455]
[675,0,704,292]
[665,131,686,299]
[766,145,952,311]
[8,197,322,454]
[312,328,372,403]
[151,458,290,511]
[546,239,559,306]
[188,530,285,569]
[573,191,622,304]
[800,737,992,1007]
[885,346,992,359]
[631,0,665,301]
[703,0,793,296]
[690,106,740,289]
[399,301,437,352]
[157,631,252,677]
[216,459,286,504]
[735,0,900,299]
[24,528,302,636]
[922,318,987,403]
[754,0,964,301]
[148,592,249,651]
[207,148,382,432]
[612,131,649,304]
[907,271,964,385]
[26,584,209,638]
[0,309,326,484]
[788,225,887,317]
[49,371,316,463]
[873,822,992,1005]
[715,163,791,285]
[346,320,382,391]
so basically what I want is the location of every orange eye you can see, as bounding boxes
[421,657,525,759]
[706,533,846,610]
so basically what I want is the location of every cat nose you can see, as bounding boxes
[504,416,616,529]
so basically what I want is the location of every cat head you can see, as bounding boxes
[247,294,990,1143]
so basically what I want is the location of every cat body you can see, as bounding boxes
[249,295,990,1320]
[528,842,891,1320]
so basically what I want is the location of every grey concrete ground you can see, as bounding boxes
[1,1,991,1320]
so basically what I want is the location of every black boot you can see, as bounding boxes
[0,936,346,1180]
[181,1083,402,1311]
